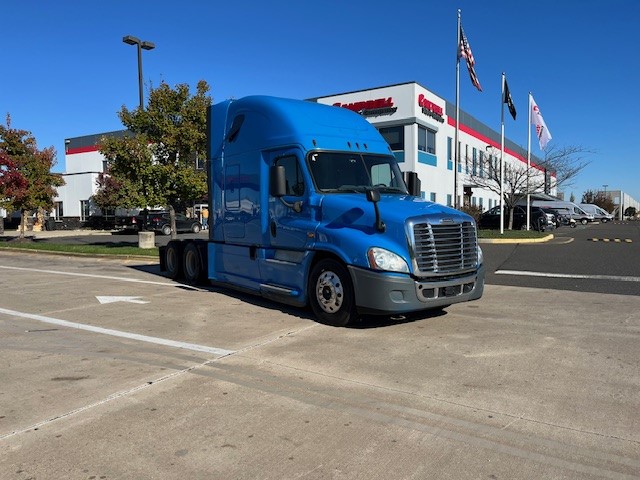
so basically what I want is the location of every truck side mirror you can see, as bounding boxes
[366,189,380,203]
[269,165,287,197]
[366,188,385,233]
[403,171,421,196]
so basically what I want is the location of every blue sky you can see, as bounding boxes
[3,0,639,201]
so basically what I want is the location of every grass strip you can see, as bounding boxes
[478,229,548,239]
[0,241,158,257]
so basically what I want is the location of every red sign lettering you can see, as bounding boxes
[417,94,443,116]
[333,97,394,112]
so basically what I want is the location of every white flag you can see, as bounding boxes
[530,95,552,150]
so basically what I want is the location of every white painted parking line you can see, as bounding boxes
[496,270,640,283]
[96,296,150,305]
[0,265,179,287]
[0,307,235,356]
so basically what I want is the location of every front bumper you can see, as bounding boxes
[348,264,485,316]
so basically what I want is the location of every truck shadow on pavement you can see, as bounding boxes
[128,264,449,329]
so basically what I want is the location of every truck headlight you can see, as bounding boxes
[367,247,409,273]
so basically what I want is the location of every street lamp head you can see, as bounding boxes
[122,35,140,46]
[141,41,155,51]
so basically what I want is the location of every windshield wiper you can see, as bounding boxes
[375,186,406,194]
[332,185,367,193]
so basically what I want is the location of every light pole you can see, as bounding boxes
[122,35,155,109]
[603,184,608,196]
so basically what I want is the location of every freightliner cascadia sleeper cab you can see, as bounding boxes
[160,96,485,326]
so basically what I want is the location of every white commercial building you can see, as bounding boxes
[53,130,126,229]
[313,81,551,210]
[57,81,606,227]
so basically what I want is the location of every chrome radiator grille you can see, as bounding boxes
[412,221,478,275]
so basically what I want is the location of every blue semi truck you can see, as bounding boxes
[160,96,485,326]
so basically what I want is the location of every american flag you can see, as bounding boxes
[458,25,482,92]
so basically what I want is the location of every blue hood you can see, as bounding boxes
[319,193,473,230]
[313,193,476,269]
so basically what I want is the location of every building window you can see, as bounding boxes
[472,147,477,175]
[54,201,64,219]
[80,200,90,221]
[447,194,452,207]
[447,137,453,170]
[430,192,437,203]
[195,154,205,171]
[479,151,484,178]
[102,160,108,173]
[187,151,205,170]
[479,197,483,209]
[465,145,470,174]
[378,126,404,151]
[418,126,436,154]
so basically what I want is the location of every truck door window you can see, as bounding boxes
[274,155,305,196]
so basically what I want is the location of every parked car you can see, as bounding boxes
[479,205,548,231]
[539,207,560,229]
[114,214,143,232]
[143,211,202,235]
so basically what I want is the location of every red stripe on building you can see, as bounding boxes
[447,116,546,173]
[66,145,100,155]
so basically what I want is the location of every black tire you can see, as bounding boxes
[162,224,172,236]
[580,218,588,225]
[165,242,182,280]
[183,242,202,284]
[308,258,356,327]
[191,223,201,233]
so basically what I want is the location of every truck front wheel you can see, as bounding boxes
[308,259,357,327]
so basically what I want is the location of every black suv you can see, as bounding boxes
[479,205,548,231]
[141,211,202,235]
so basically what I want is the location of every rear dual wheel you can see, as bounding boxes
[165,241,204,284]
[165,242,182,280]
[183,243,203,284]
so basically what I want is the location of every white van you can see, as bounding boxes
[579,204,614,223]
[530,200,595,225]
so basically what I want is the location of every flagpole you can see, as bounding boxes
[526,92,532,230]
[500,73,505,235]
[454,9,461,209]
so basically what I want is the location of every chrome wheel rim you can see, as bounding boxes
[316,270,343,313]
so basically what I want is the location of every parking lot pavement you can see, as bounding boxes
[1,251,639,479]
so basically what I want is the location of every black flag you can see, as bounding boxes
[504,78,517,120]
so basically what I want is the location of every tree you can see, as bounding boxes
[466,147,542,229]
[468,144,591,229]
[0,115,64,238]
[96,80,211,238]
[537,144,592,192]
[581,189,615,213]
[624,206,636,218]
[0,155,28,234]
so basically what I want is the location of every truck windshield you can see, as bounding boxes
[308,152,408,194]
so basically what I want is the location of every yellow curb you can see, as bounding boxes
[479,234,554,244]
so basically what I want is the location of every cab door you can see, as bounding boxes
[267,151,316,250]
